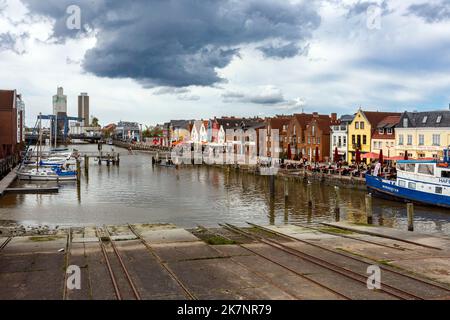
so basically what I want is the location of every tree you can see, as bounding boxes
[91,117,100,127]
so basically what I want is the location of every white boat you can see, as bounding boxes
[17,167,77,181]
[366,148,450,208]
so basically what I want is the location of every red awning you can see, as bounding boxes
[385,155,404,161]
[361,152,379,159]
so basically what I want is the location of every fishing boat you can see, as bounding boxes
[17,167,77,181]
[365,148,450,208]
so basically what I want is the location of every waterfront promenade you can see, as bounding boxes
[0,223,449,300]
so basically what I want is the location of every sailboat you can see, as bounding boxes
[17,114,77,181]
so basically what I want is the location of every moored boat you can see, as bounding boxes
[17,167,77,181]
[366,149,450,208]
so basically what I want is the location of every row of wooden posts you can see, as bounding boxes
[269,176,415,232]
[75,152,121,182]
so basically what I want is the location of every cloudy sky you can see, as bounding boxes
[1,0,450,126]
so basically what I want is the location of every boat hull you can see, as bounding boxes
[17,173,77,181]
[365,174,450,209]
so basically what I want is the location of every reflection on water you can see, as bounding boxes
[0,145,449,234]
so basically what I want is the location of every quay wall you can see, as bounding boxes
[112,140,367,190]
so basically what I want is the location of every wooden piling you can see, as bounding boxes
[269,175,275,198]
[98,151,102,165]
[76,159,81,183]
[284,178,289,200]
[334,186,340,222]
[366,193,373,224]
[307,183,312,207]
[407,202,414,231]
[84,155,88,176]
[116,153,120,165]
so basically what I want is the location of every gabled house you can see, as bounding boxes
[347,109,401,162]
[286,112,330,160]
[396,110,450,159]
[330,114,354,162]
[371,115,400,159]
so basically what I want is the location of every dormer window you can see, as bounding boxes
[437,115,442,123]
[378,128,383,134]
[422,116,428,123]
[403,118,408,127]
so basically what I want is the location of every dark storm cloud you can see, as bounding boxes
[408,1,450,23]
[222,89,285,105]
[22,0,321,87]
[258,43,310,59]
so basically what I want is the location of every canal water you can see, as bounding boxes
[0,144,449,235]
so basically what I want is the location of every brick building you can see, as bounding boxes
[0,89,25,160]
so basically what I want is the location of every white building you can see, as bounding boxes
[330,114,354,162]
[190,120,208,143]
[52,87,67,115]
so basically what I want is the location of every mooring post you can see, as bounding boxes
[116,153,120,166]
[84,155,88,176]
[98,151,102,165]
[407,202,414,231]
[76,158,81,183]
[307,183,312,207]
[284,178,289,200]
[269,174,275,197]
[366,193,373,224]
[335,186,340,222]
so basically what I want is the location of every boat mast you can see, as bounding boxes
[37,113,42,171]
[54,113,58,150]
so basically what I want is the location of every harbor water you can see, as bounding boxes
[0,144,449,234]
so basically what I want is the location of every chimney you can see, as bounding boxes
[331,113,337,121]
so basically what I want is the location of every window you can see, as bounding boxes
[407,135,412,145]
[338,136,342,147]
[437,115,442,123]
[418,164,434,175]
[312,126,315,136]
[403,118,408,127]
[378,128,384,134]
[398,180,406,187]
[419,134,424,146]
[355,122,359,129]
[352,135,355,144]
[387,128,393,134]
[334,126,339,131]
[436,187,443,194]
[308,137,311,144]
[406,164,415,172]
[317,137,321,144]
[333,136,336,146]
[422,116,428,123]
[360,122,365,129]
[432,134,440,146]
[293,126,296,135]
[408,182,416,190]
[343,136,346,146]
[397,163,406,171]
[399,135,404,145]
[441,170,450,178]
[363,135,367,145]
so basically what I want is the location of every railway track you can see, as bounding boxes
[63,228,72,300]
[127,224,197,300]
[196,225,302,300]
[221,223,443,300]
[210,224,353,300]
[95,226,141,300]
[247,222,450,298]
[0,237,12,251]
[292,223,408,251]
